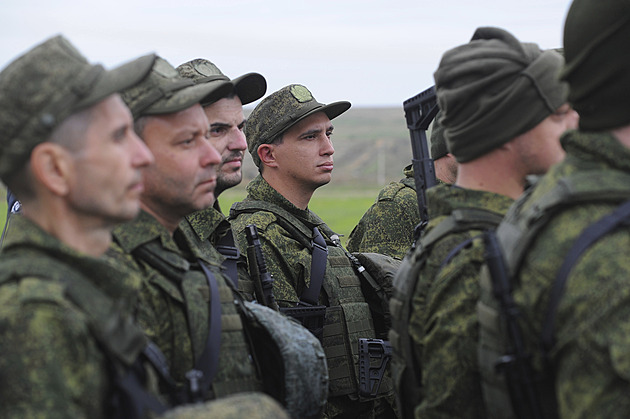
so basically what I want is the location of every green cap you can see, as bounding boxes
[245,84,351,167]
[176,58,266,106]
[121,56,225,118]
[0,34,156,180]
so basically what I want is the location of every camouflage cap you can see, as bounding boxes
[176,58,266,106]
[245,84,351,167]
[121,56,225,119]
[0,34,156,180]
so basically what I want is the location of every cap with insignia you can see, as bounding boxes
[176,58,266,106]
[245,84,351,168]
[121,56,230,119]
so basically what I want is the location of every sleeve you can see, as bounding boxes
[347,187,419,259]
[0,289,108,419]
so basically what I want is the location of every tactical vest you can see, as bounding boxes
[231,200,390,398]
[130,241,263,399]
[477,170,630,419]
[0,253,169,419]
[389,207,504,419]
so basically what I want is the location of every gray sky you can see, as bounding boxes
[1,0,573,107]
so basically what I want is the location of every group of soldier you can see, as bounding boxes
[0,0,628,418]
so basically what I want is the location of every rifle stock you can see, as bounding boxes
[403,86,439,234]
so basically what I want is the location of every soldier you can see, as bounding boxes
[176,58,266,297]
[0,35,289,419]
[476,1,630,418]
[388,27,578,419]
[106,58,321,419]
[346,113,457,259]
[229,84,397,418]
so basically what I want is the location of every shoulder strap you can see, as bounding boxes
[301,227,328,305]
[421,208,505,250]
[216,230,240,288]
[541,198,630,354]
[131,243,223,402]
[232,200,329,306]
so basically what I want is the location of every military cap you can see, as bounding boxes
[121,56,226,119]
[562,0,630,130]
[176,58,266,106]
[0,35,155,180]
[245,84,351,167]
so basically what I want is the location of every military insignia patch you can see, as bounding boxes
[194,61,222,77]
[290,85,313,103]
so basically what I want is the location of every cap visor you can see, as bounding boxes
[144,81,231,115]
[232,72,267,105]
[75,54,157,110]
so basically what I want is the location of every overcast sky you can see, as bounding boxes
[2,0,573,107]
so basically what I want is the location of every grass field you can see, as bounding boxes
[0,185,382,247]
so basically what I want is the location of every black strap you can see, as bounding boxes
[301,227,328,305]
[541,198,630,354]
[192,260,223,401]
[216,230,240,288]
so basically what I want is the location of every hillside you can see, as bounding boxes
[241,106,413,189]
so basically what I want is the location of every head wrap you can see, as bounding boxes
[429,110,448,159]
[434,26,568,163]
[561,0,630,131]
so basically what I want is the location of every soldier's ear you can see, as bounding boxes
[29,142,74,197]
[258,144,279,168]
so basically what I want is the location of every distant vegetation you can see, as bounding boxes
[0,107,414,241]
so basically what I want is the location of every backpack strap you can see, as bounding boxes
[541,198,630,355]
[301,227,328,305]
[131,244,223,403]
[216,230,240,288]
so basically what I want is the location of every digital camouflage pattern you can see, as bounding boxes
[229,174,397,418]
[107,210,263,399]
[398,184,513,418]
[347,165,418,259]
[163,392,290,419]
[491,130,630,418]
[0,215,152,418]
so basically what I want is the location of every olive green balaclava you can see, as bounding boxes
[434,27,568,163]
[561,0,630,131]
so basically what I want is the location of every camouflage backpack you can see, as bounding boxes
[389,208,504,419]
[477,170,630,419]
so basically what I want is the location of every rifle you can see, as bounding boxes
[245,224,279,311]
[403,86,439,238]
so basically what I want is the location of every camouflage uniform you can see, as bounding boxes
[0,215,154,418]
[183,203,255,299]
[393,184,513,418]
[230,174,396,418]
[107,210,263,399]
[347,165,418,259]
[494,131,630,418]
